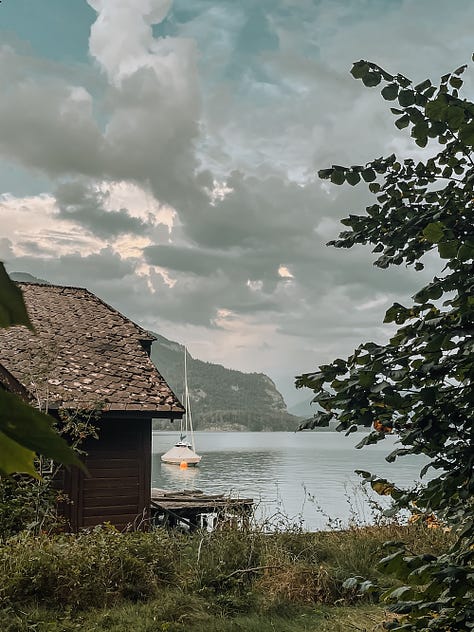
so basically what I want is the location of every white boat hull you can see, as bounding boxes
[161,445,202,465]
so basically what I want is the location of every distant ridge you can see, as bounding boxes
[288,396,315,419]
[150,333,300,431]
[9,272,51,285]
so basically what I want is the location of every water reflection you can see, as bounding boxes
[158,462,200,489]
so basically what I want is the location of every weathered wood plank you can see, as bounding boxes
[85,467,139,478]
[82,514,140,528]
[85,458,138,469]
[84,478,139,490]
[83,505,138,517]
[85,495,139,508]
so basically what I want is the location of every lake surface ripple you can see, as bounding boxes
[152,431,427,531]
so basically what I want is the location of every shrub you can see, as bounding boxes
[0,527,181,610]
[0,521,452,615]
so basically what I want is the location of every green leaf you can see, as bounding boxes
[446,105,465,129]
[414,79,432,92]
[361,168,376,182]
[330,169,346,185]
[396,74,411,88]
[459,121,474,145]
[381,83,399,100]
[449,76,463,90]
[368,182,380,193]
[438,239,459,259]
[351,61,370,80]
[378,551,406,575]
[318,168,333,179]
[362,71,382,87]
[408,563,435,585]
[345,171,361,186]
[425,95,449,121]
[358,371,376,387]
[384,303,410,324]
[0,430,38,477]
[442,165,453,178]
[422,222,444,244]
[0,391,83,469]
[420,387,437,405]
[395,115,410,129]
[458,243,474,261]
[355,432,386,448]
[384,586,414,602]
[424,85,437,99]
[0,263,33,329]
[454,64,467,75]
[398,89,416,107]
[414,135,428,148]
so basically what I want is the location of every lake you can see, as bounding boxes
[152,431,427,531]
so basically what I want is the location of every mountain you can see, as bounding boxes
[150,333,300,431]
[9,272,50,284]
[287,395,315,419]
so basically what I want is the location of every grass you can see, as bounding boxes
[0,522,451,631]
[1,600,388,632]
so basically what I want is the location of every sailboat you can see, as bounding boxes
[161,347,202,466]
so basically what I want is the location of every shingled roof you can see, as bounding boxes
[0,283,184,417]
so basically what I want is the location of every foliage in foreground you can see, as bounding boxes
[297,58,474,630]
[0,523,450,630]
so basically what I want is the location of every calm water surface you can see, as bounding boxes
[152,431,427,531]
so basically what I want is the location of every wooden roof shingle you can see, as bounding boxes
[0,283,184,417]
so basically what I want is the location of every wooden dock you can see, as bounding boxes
[150,488,253,531]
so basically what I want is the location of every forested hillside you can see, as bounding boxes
[150,333,300,431]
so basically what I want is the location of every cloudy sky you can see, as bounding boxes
[1,0,473,406]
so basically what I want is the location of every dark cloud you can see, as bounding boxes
[7,247,134,288]
[54,180,149,237]
[144,244,234,277]
[0,238,14,260]
[0,49,104,177]
[15,240,52,256]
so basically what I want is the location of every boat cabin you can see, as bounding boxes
[0,282,184,531]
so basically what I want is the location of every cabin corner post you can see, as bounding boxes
[140,417,152,531]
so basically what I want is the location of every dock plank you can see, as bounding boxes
[150,488,253,531]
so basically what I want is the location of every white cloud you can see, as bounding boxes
[278,265,293,279]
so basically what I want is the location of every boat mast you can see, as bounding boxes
[184,347,196,452]
[179,346,188,442]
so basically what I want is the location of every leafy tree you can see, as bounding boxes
[297,58,474,630]
[0,264,81,476]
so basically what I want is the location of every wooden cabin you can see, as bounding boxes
[0,282,184,531]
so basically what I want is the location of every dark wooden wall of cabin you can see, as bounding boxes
[62,418,151,531]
